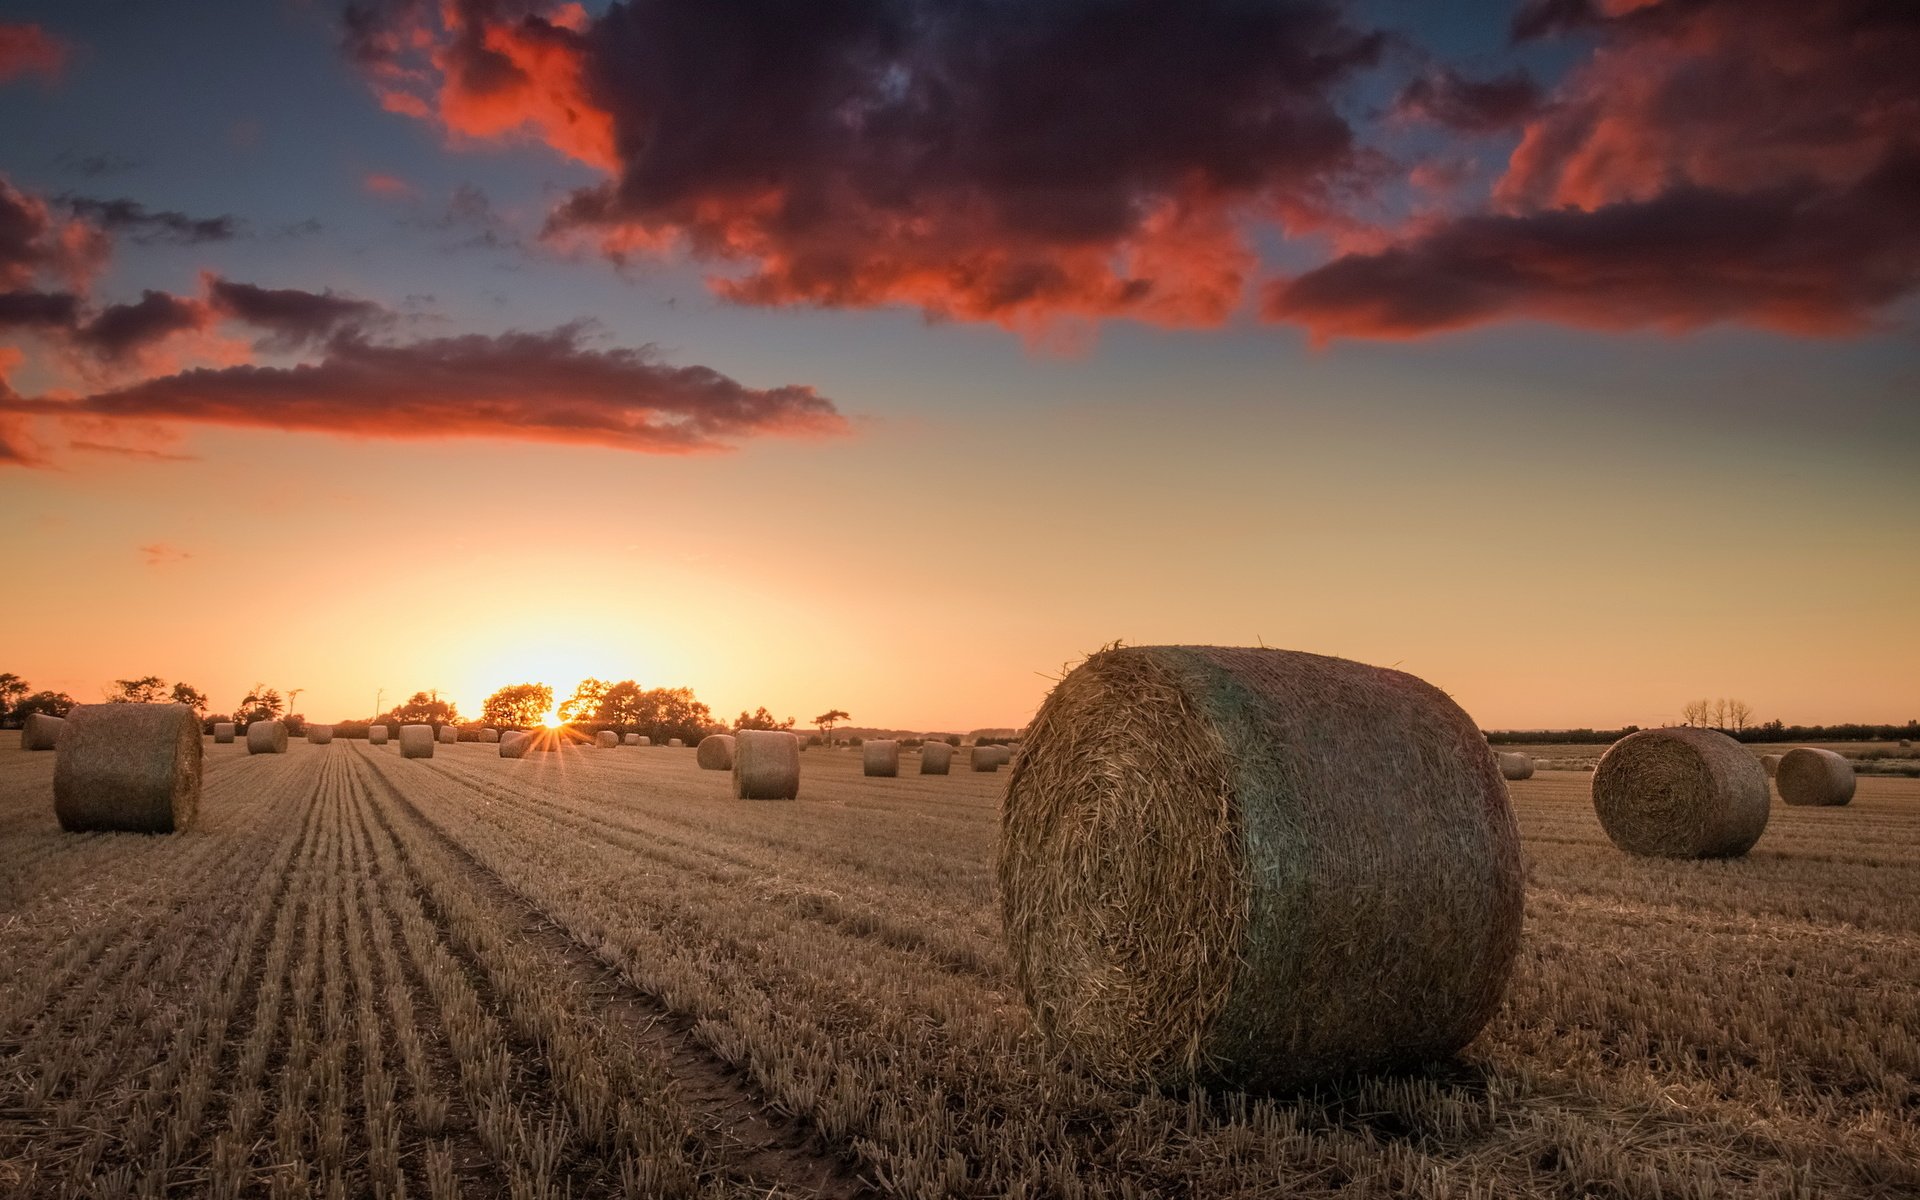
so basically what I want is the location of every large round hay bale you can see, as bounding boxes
[622,732,640,746]
[398,724,436,759]
[1760,753,1782,777]
[1000,646,1523,1091]
[438,725,457,744]
[212,721,236,744]
[1591,728,1768,858]
[697,734,735,770]
[971,745,1008,772]
[921,742,953,774]
[246,721,288,755]
[21,713,66,751]
[1496,752,1534,781]
[667,737,685,748]
[499,731,531,758]
[733,730,799,800]
[307,725,334,745]
[481,728,500,743]
[595,730,619,748]
[1775,747,1855,807]
[368,724,390,746]
[863,740,900,777]
[54,704,200,833]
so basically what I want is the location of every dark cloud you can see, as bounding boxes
[0,22,65,83]
[53,152,144,178]
[1392,68,1542,134]
[61,196,241,245]
[0,289,81,330]
[1,323,847,463]
[71,290,209,362]
[1,176,109,291]
[206,276,387,349]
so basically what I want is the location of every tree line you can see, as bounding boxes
[0,673,304,732]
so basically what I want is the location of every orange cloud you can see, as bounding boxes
[363,172,419,198]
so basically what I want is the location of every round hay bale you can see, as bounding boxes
[999,645,1524,1091]
[697,734,735,770]
[1760,753,1782,777]
[499,731,531,759]
[1775,747,1855,807]
[398,724,436,759]
[971,745,1007,772]
[863,740,900,777]
[307,725,335,745]
[437,725,457,745]
[481,728,500,743]
[212,721,236,744]
[1496,752,1534,781]
[622,732,640,746]
[21,713,66,751]
[595,730,619,748]
[1901,738,1912,749]
[921,742,953,774]
[246,721,289,755]
[733,730,799,800]
[368,724,390,746]
[54,703,200,833]
[635,735,652,747]
[667,737,685,748]
[1591,728,1768,858]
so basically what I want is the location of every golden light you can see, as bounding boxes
[541,711,563,729]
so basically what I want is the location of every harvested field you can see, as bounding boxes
[1,747,1916,1198]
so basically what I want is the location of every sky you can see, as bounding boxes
[1,0,1915,732]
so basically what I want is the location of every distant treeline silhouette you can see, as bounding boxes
[1489,720,1919,745]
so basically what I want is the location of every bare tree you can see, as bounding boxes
[1680,699,1711,727]
[1711,698,1730,729]
[1727,699,1752,732]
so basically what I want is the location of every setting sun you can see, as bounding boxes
[541,711,564,729]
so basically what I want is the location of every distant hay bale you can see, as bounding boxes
[368,725,390,746]
[635,735,652,747]
[921,742,953,774]
[863,740,900,777]
[54,704,200,833]
[246,721,289,755]
[733,730,799,800]
[481,728,500,743]
[596,730,619,748]
[667,737,685,748]
[1496,752,1534,781]
[697,734,735,770]
[212,722,236,744]
[438,726,457,744]
[499,731,531,759]
[623,733,640,746]
[971,745,1008,772]
[21,713,66,751]
[1775,747,1855,807]
[1902,738,1913,749]
[399,724,436,759]
[307,725,334,745]
[1591,728,1768,858]
[1760,753,1782,777]
[999,645,1524,1091]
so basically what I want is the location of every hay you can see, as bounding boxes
[999,644,1525,1091]
[863,740,900,777]
[1591,727,1768,858]
[246,721,289,755]
[499,731,531,759]
[1775,747,1855,807]
[623,733,640,745]
[596,730,619,748]
[921,742,953,774]
[635,735,652,747]
[971,745,1008,772]
[733,730,799,800]
[307,725,335,745]
[1496,752,1534,781]
[1902,738,1913,749]
[1760,753,1782,777]
[21,713,65,751]
[667,737,685,748]
[438,726,457,744]
[398,724,436,759]
[697,734,735,770]
[481,728,500,743]
[369,724,390,746]
[54,703,200,833]
[213,722,236,744]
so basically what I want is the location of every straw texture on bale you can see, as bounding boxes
[481,728,499,743]
[213,722,236,743]
[1775,747,1855,807]
[307,725,334,744]
[54,704,201,833]
[1496,752,1534,781]
[596,730,619,748]
[668,737,685,748]
[733,730,799,800]
[1760,753,1782,777]
[622,733,640,745]
[921,742,953,774]
[21,712,66,751]
[635,735,652,746]
[368,725,389,745]
[697,734,735,770]
[1591,728,1768,858]
[971,745,1008,772]
[399,725,436,759]
[246,721,289,755]
[1000,645,1524,1091]
[499,731,531,758]
[438,726,457,744]
[863,740,900,777]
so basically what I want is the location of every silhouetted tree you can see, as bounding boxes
[813,709,849,745]
[735,707,795,731]
[383,690,460,728]
[483,683,553,729]
[13,691,76,721]
[109,675,168,703]
[169,682,208,713]
[558,678,611,724]
[236,684,285,725]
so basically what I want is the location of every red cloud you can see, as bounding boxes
[1,175,109,292]
[363,172,418,198]
[0,23,66,83]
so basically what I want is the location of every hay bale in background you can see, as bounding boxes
[399,724,436,759]
[438,726,457,744]
[1000,645,1524,1091]
[307,725,334,744]
[369,725,390,746]
[1496,752,1534,781]
[247,721,289,755]
[596,730,619,748]
[1591,728,1768,858]
[667,737,685,748]
[1760,753,1782,777]
[864,739,900,777]
[623,733,640,746]
[635,735,652,746]
[1775,747,1855,807]
[921,742,953,774]
[481,728,500,743]
[499,731,531,759]
[213,721,236,743]
[971,745,1008,772]
[733,730,799,799]
[21,713,65,751]
[697,734,735,770]
[54,704,200,833]
[1901,738,1913,749]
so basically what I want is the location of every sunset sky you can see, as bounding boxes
[2,1,1915,732]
